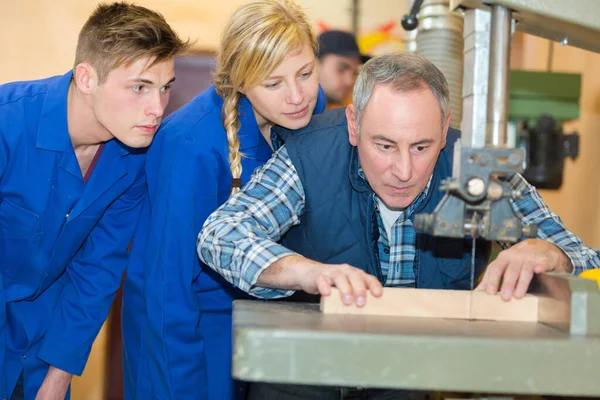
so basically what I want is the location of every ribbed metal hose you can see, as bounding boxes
[410,0,464,129]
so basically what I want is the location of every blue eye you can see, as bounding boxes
[161,85,171,93]
[132,85,144,93]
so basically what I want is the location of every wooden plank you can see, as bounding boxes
[470,291,538,322]
[321,287,539,322]
[320,288,470,319]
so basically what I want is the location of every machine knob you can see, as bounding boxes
[401,14,419,31]
[401,0,424,31]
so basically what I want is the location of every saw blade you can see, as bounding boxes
[470,237,476,290]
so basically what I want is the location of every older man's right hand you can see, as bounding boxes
[257,255,383,307]
[302,261,383,306]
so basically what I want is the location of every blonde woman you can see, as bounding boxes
[121,1,325,399]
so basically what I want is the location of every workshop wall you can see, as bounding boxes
[0,0,247,83]
[0,0,408,83]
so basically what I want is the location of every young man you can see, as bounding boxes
[198,53,600,399]
[0,3,187,399]
[316,30,370,108]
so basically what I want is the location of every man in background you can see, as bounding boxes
[316,30,371,108]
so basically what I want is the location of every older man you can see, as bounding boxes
[198,53,599,400]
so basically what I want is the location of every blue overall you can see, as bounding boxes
[0,72,146,399]
[122,85,325,399]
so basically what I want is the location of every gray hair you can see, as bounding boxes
[352,53,450,130]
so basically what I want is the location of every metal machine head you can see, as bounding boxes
[414,140,537,242]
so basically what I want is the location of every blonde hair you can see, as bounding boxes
[75,2,189,83]
[213,0,317,195]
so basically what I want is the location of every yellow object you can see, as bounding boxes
[355,21,405,55]
[579,269,600,288]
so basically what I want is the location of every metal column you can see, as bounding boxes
[485,4,512,147]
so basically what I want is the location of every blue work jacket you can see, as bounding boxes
[122,85,325,400]
[0,72,146,399]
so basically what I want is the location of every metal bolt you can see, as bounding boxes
[508,152,522,167]
[487,181,503,200]
[560,37,569,46]
[478,153,492,167]
[466,178,486,197]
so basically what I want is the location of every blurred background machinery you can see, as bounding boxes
[403,0,583,191]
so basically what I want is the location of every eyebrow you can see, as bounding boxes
[372,135,396,144]
[372,135,435,146]
[128,76,176,86]
[411,138,435,146]
[265,61,315,80]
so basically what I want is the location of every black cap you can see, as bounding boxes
[317,30,371,64]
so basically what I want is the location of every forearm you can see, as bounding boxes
[198,223,297,298]
[36,367,72,400]
[539,228,598,274]
[258,255,384,303]
[42,367,72,386]
[198,146,307,298]
[553,248,573,273]
[256,255,317,290]
[509,174,600,273]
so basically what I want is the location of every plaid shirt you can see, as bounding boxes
[198,146,600,299]
[373,173,432,287]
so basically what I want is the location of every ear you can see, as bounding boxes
[441,111,451,148]
[73,63,97,95]
[346,104,359,147]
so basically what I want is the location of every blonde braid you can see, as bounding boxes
[221,88,243,196]
[214,0,317,196]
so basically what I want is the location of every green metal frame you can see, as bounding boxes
[509,70,581,125]
[233,299,600,396]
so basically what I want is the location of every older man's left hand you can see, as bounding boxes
[477,238,573,301]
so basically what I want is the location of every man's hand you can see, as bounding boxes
[257,255,383,306]
[35,367,72,400]
[299,261,383,306]
[477,238,573,301]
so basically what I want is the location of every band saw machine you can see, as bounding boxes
[231,1,600,396]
